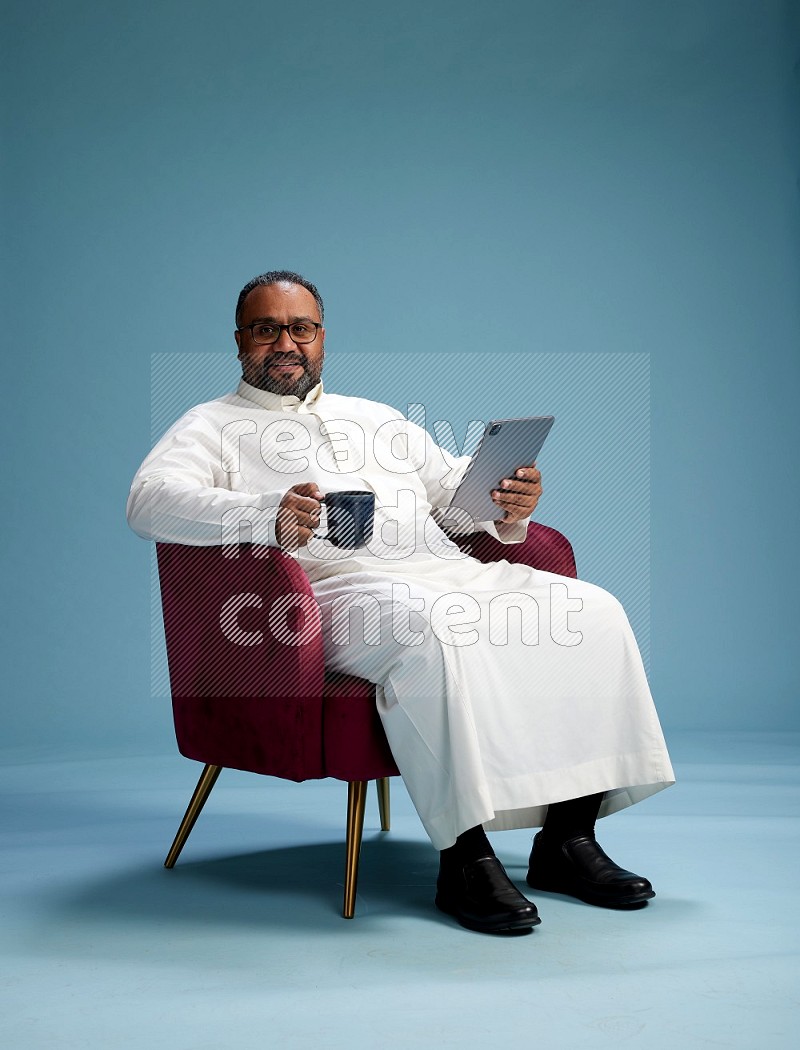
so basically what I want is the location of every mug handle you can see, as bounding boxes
[311,495,327,541]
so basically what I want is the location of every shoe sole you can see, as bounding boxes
[435,895,542,933]
[526,875,655,908]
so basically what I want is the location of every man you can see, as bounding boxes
[128,270,674,934]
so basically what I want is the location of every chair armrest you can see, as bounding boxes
[156,543,327,779]
[156,543,325,700]
[456,522,577,577]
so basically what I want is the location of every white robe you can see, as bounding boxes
[127,378,674,849]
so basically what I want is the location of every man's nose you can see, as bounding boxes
[273,327,300,352]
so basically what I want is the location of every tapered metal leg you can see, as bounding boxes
[376,777,391,832]
[343,780,368,918]
[164,764,223,868]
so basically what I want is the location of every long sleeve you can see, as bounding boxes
[126,408,285,547]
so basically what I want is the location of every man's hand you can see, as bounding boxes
[491,463,543,524]
[276,483,323,550]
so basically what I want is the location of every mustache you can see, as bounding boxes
[261,354,306,369]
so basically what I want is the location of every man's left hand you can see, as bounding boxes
[491,463,543,523]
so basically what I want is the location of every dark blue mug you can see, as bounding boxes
[319,490,375,549]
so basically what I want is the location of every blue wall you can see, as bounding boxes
[2,0,798,755]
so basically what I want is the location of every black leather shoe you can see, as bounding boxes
[436,855,541,933]
[526,831,655,908]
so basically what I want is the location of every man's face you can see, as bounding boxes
[235,282,325,398]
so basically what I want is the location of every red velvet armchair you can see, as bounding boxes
[156,522,577,917]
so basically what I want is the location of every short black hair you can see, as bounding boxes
[235,270,324,326]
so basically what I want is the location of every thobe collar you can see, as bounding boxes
[236,377,324,414]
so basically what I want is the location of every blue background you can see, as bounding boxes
[2,0,798,755]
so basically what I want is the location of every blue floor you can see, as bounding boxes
[2,731,798,1049]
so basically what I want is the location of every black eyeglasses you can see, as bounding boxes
[237,320,322,345]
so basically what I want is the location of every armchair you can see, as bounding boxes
[156,522,576,917]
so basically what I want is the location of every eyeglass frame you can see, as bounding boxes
[236,319,323,345]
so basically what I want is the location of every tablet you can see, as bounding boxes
[445,416,554,523]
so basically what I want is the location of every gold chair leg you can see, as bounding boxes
[376,777,391,832]
[343,780,368,919]
[164,763,223,868]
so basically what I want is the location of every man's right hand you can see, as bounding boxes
[276,483,323,550]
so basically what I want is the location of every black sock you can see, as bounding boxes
[542,792,604,843]
[439,825,495,869]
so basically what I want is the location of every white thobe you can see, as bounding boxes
[127,378,674,849]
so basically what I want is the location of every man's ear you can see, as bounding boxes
[234,330,242,357]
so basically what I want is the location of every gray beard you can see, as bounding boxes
[246,360,322,399]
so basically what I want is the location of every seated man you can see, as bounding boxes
[127,269,674,935]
